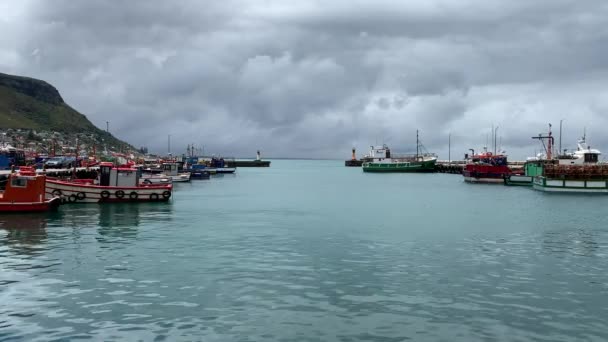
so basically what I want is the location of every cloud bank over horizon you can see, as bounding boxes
[1,0,608,159]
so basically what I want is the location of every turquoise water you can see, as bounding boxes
[1,160,608,341]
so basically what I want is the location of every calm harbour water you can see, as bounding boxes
[1,159,608,341]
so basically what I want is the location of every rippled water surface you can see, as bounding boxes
[1,160,608,341]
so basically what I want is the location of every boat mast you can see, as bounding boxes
[559,119,563,155]
[547,124,552,160]
[448,133,451,163]
[416,130,419,159]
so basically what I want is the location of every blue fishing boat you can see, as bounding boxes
[189,164,211,180]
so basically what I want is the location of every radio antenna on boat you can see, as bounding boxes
[583,127,587,147]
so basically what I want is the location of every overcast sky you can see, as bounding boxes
[1,1,608,159]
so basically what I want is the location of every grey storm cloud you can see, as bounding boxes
[1,0,608,159]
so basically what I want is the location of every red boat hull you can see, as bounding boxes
[463,165,512,184]
[0,197,61,213]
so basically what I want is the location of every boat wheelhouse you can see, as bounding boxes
[504,159,547,186]
[0,167,61,212]
[46,162,173,203]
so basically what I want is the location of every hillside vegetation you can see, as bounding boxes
[0,72,133,149]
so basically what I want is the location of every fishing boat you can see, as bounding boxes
[45,162,173,203]
[139,174,172,185]
[0,144,25,170]
[362,131,437,172]
[141,162,190,183]
[532,134,608,193]
[188,164,211,180]
[0,167,61,212]
[463,149,514,183]
[504,159,545,186]
[206,157,236,174]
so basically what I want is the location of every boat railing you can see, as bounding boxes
[390,152,437,160]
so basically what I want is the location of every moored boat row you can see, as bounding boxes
[0,154,237,212]
[358,124,608,195]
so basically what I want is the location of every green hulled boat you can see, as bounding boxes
[362,158,437,172]
[504,160,546,186]
[362,131,438,173]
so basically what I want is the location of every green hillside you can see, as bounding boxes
[0,72,133,149]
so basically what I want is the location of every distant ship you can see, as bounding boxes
[362,131,437,173]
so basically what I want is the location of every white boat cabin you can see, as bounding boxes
[366,145,392,161]
[558,137,601,165]
[99,162,139,187]
[162,163,180,176]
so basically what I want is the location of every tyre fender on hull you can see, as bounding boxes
[162,191,171,199]
[115,190,125,199]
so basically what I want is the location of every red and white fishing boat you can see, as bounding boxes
[0,167,61,212]
[45,162,172,203]
[463,148,515,183]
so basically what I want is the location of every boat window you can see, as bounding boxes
[11,177,27,188]
[584,153,598,163]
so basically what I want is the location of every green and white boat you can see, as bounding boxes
[533,135,608,193]
[505,126,608,192]
[362,131,437,173]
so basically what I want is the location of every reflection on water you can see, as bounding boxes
[0,214,52,253]
[96,203,173,240]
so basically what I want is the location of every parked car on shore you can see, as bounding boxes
[44,156,77,169]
